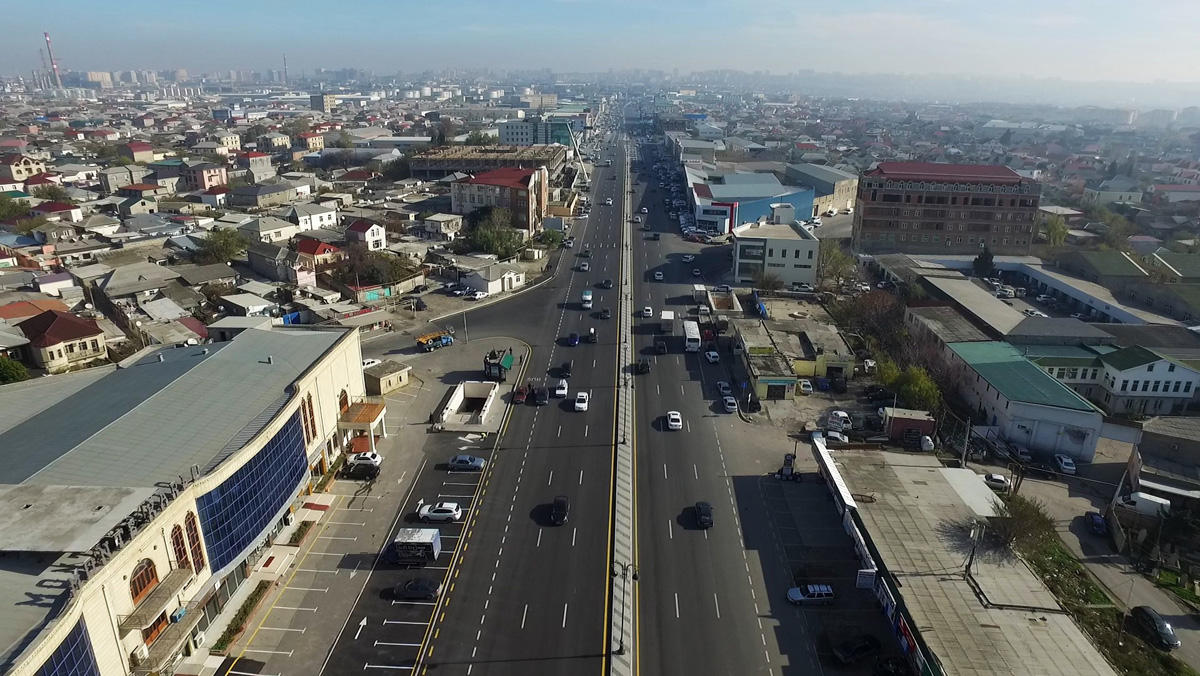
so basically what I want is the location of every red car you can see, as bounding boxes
[513,384,529,404]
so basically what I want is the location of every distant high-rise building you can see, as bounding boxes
[172,69,188,82]
[310,93,336,114]
[851,162,1040,256]
[85,71,113,89]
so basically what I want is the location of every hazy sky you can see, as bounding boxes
[5,0,1199,83]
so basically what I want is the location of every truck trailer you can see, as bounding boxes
[389,528,442,567]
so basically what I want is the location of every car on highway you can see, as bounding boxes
[513,384,528,404]
[598,307,612,319]
[600,279,614,289]
[691,268,701,277]
[574,392,590,411]
[534,386,550,405]
[555,379,569,397]
[362,358,382,369]
[666,411,683,430]
[1055,454,1077,475]
[716,380,733,396]
[635,359,651,374]
[347,451,383,468]
[642,306,654,318]
[447,455,486,471]
[580,249,592,258]
[640,207,648,214]
[568,332,580,346]
[653,271,664,281]
[799,379,813,395]
[704,350,720,364]
[579,262,590,272]
[785,583,835,605]
[418,502,463,523]
[681,254,695,263]
[831,634,881,665]
[722,396,738,413]
[983,473,1011,492]
[605,198,613,205]
[393,577,442,601]
[550,495,570,526]
[694,501,714,528]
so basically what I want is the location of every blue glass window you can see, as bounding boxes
[196,413,307,571]
[35,618,99,676]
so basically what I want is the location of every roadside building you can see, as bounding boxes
[461,262,526,295]
[1082,176,1143,206]
[0,327,375,676]
[730,203,819,287]
[945,341,1103,461]
[784,162,858,216]
[15,309,106,373]
[450,167,549,237]
[852,162,1040,256]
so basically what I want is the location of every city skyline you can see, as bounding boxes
[4,0,1200,86]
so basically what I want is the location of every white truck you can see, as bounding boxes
[1119,492,1171,517]
[389,528,442,567]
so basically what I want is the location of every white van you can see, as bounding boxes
[1120,492,1171,517]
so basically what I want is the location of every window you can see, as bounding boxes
[767,249,774,258]
[1127,380,1135,391]
[780,249,787,258]
[186,512,206,572]
[807,250,813,259]
[143,612,169,646]
[1187,382,1193,393]
[1169,363,1176,372]
[34,618,98,676]
[1147,363,1155,372]
[90,339,99,350]
[1152,381,1161,392]
[171,525,190,570]
[1065,368,1078,379]
[1174,381,1182,392]
[66,344,75,354]
[129,558,158,605]
[338,390,349,413]
[794,250,799,259]
[1143,381,1151,392]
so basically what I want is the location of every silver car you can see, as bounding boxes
[447,455,486,471]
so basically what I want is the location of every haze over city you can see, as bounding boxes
[4,0,1200,106]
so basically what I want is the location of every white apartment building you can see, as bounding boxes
[730,203,819,288]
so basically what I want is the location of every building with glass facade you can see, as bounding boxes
[0,326,373,676]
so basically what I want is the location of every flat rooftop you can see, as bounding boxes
[732,220,817,241]
[412,144,564,162]
[922,275,1025,335]
[835,450,1116,676]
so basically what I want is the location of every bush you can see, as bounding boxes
[288,520,314,546]
[211,580,272,653]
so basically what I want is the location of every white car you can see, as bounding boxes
[642,306,653,318]
[574,392,590,411]
[653,271,664,281]
[810,217,822,226]
[829,410,852,430]
[554,379,569,397]
[1055,454,1077,475]
[722,396,738,413]
[799,379,813,395]
[640,207,648,214]
[1035,294,1054,303]
[347,451,383,467]
[704,351,720,364]
[579,262,590,272]
[362,358,382,369]
[666,411,683,430]
[681,254,695,263]
[418,502,463,523]
[471,291,490,301]
[983,473,1011,491]
[605,198,613,206]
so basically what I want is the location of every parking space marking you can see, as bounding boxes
[375,641,422,647]
[259,626,306,633]
[274,606,318,612]
[668,519,674,540]
[243,648,294,656]
[547,470,553,486]
[281,586,328,593]
[324,521,365,527]
[384,619,429,626]
[521,603,529,629]
[363,664,412,671]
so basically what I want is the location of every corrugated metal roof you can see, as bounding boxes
[948,341,1098,412]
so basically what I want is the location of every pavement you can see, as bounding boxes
[199,338,513,676]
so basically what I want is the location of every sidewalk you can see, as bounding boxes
[1019,475,1200,671]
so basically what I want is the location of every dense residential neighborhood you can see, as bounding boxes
[3,49,1200,676]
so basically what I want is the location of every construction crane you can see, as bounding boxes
[44,32,63,89]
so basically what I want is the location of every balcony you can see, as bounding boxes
[132,596,208,676]
[118,567,194,634]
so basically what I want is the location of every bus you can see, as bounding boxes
[682,320,701,352]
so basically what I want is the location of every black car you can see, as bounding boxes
[655,340,668,355]
[600,279,614,289]
[534,387,550,405]
[551,495,570,526]
[832,634,881,664]
[695,501,714,528]
[1131,606,1181,650]
[561,360,573,378]
[599,307,612,320]
[580,249,592,258]
[341,462,379,481]
[393,577,441,601]
[635,359,651,374]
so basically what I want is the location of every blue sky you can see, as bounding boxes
[4,0,1198,83]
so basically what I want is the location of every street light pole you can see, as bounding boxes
[612,561,638,655]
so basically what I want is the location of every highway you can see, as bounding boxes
[624,127,778,675]
[415,116,627,675]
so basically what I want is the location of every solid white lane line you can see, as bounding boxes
[259,626,306,633]
[282,586,328,593]
[585,424,589,437]
[663,463,667,480]
[557,425,562,437]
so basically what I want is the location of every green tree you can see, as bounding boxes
[755,271,784,290]
[991,494,1057,555]
[464,130,496,146]
[538,229,565,247]
[242,124,269,143]
[1044,214,1068,247]
[0,195,29,221]
[330,132,354,149]
[336,243,415,286]
[972,246,995,278]
[31,185,73,203]
[197,228,249,264]
[468,223,524,259]
[894,365,941,412]
[874,355,901,387]
[817,239,854,288]
[13,215,48,235]
[0,356,28,384]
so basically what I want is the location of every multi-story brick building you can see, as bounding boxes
[851,162,1040,256]
[450,167,549,237]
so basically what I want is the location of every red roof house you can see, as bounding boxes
[17,310,101,348]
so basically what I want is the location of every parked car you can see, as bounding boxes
[393,577,443,601]
[653,271,664,281]
[983,473,1011,492]
[716,381,733,396]
[799,379,814,395]
[362,358,382,369]
[831,634,881,665]
[418,502,463,523]
[471,290,490,301]
[642,306,654,318]
[1131,606,1182,650]
[1054,454,1077,475]
[1086,511,1108,535]
[447,455,486,471]
[635,359,651,374]
[722,396,738,413]
[341,462,379,481]
[347,451,383,468]
[785,583,834,605]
